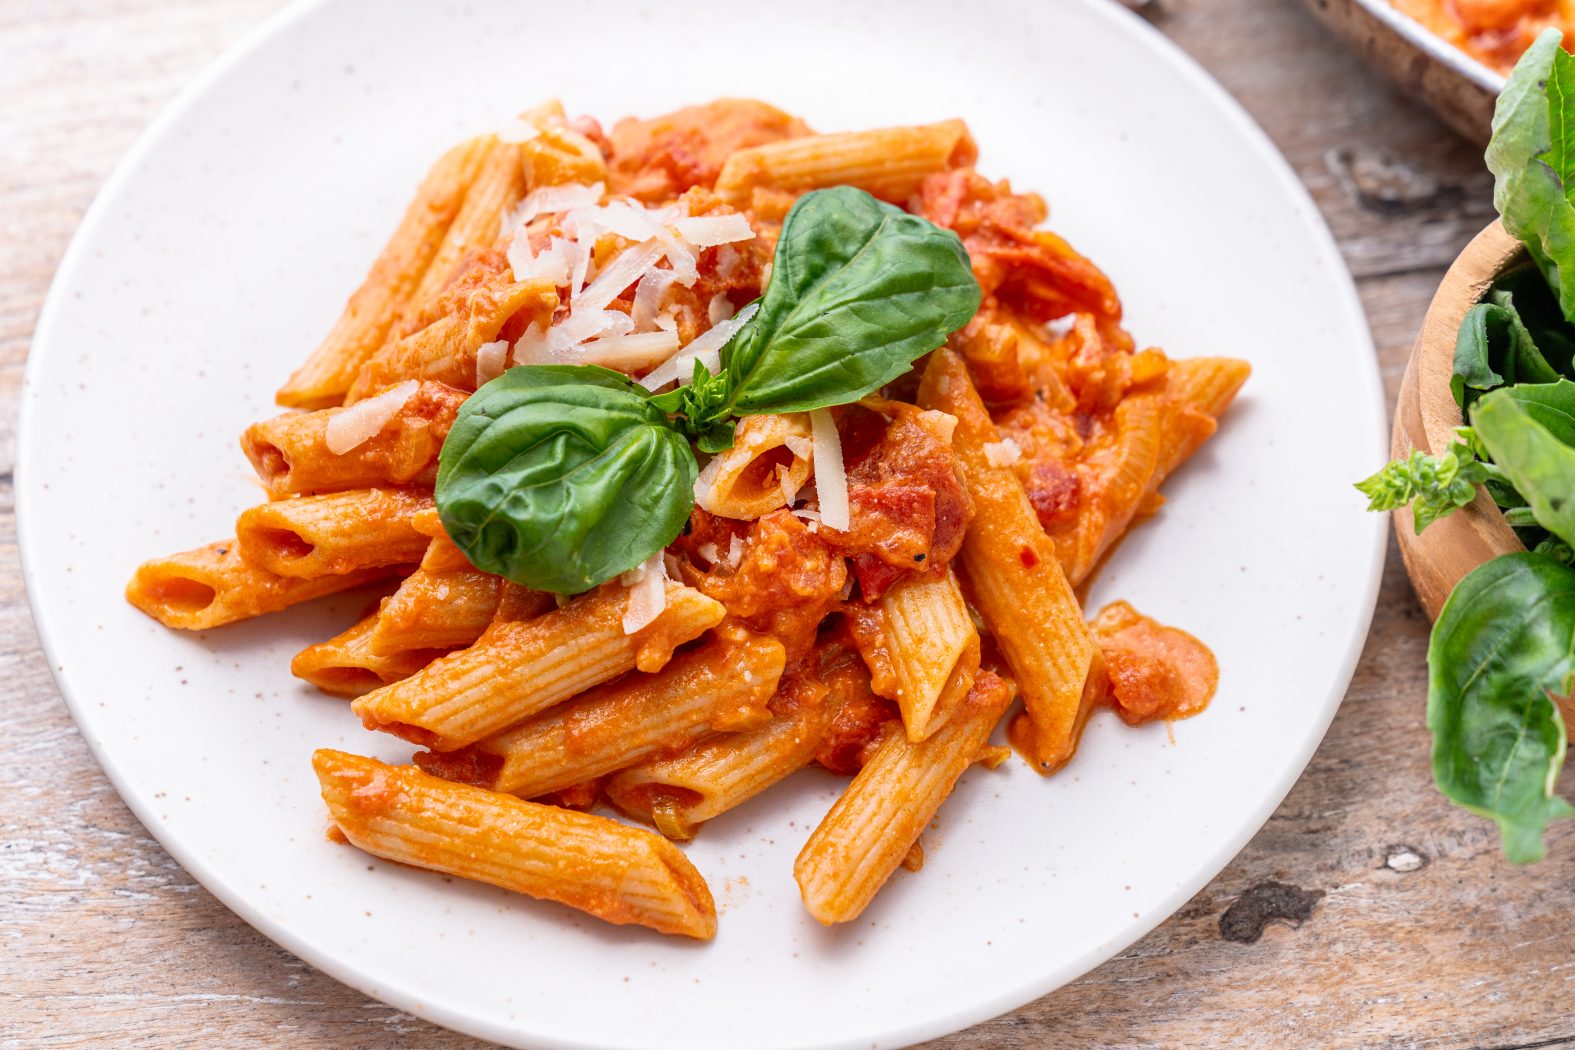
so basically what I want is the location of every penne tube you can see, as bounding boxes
[1052,357,1250,587]
[919,350,1098,773]
[277,136,495,409]
[352,580,725,750]
[410,508,477,572]
[518,102,608,188]
[490,581,558,626]
[852,568,980,742]
[313,750,716,939]
[1165,356,1251,424]
[793,670,1013,925]
[715,120,976,206]
[292,612,450,698]
[410,142,526,305]
[125,540,393,630]
[1156,357,1251,478]
[605,670,835,840]
[234,487,432,579]
[241,381,466,498]
[345,274,558,401]
[692,413,813,520]
[416,628,783,800]
[369,567,503,654]
[1056,392,1164,587]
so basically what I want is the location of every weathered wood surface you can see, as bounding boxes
[2,0,1571,1047]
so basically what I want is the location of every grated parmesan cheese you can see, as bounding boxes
[809,409,849,531]
[620,551,669,634]
[474,340,510,387]
[325,380,419,455]
[574,329,682,371]
[982,437,1022,468]
[496,118,542,144]
[508,234,573,286]
[671,213,755,248]
[637,302,759,391]
[693,454,726,513]
[777,464,801,508]
[725,534,745,570]
[577,239,666,313]
[511,321,549,365]
[707,293,736,326]
[509,182,604,231]
[630,269,676,331]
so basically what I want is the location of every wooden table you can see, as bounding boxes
[3,1,1571,1046]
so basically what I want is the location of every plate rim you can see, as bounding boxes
[16,1,1390,1046]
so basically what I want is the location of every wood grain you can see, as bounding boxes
[1390,221,1526,622]
[2,1,1573,1048]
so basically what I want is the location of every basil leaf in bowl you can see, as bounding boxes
[1486,28,1575,322]
[435,365,696,594]
[1429,552,1575,864]
[1472,385,1575,547]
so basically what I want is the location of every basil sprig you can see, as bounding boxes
[435,187,981,594]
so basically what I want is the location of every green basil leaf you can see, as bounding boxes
[1450,291,1569,409]
[1428,552,1575,863]
[1488,268,1575,378]
[1472,387,1575,546]
[1453,302,1521,406]
[1495,377,1575,447]
[1487,29,1575,322]
[435,365,696,594]
[719,186,980,415]
[651,358,738,452]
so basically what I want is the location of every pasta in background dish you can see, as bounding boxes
[126,99,1248,939]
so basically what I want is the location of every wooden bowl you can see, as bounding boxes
[1391,220,1524,620]
[1298,0,1502,145]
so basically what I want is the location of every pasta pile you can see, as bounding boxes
[127,100,1248,939]
[1391,0,1575,73]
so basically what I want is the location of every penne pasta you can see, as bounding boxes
[919,349,1099,773]
[313,750,716,938]
[344,273,558,402]
[1056,391,1164,587]
[351,579,725,750]
[416,627,783,800]
[241,381,467,498]
[606,669,835,840]
[850,568,980,742]
[518,101,609,188]
[292,612,450,697]
[410,508,476,572]
[715,120,976,206]
[125,540,393,630]
[277,136,495,409]
[692,413,813,520]
[410,141,526,305]
[234,487,432,579]
[369,566,503,654]
[793,670,1014,924]
[1156,357,1251,478]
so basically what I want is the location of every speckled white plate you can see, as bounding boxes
[17,1,1387,1047]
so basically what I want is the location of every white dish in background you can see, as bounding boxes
[18,0,1386,1047]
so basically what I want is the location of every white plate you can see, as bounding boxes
[18,1,1387,1047]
